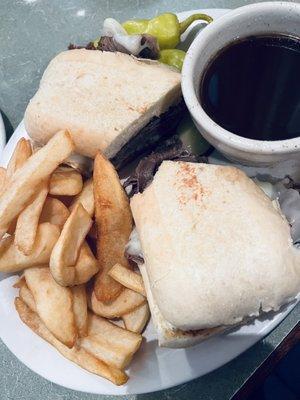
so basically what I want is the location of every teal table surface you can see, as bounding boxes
[0,1,299,399]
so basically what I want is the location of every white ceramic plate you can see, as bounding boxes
[0,9,298,396]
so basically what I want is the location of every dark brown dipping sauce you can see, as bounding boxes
[200,35,300,141]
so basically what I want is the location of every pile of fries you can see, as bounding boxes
[0,131,150,385]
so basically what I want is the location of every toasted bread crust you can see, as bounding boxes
[131,162,300,330]
[25,50,181,158]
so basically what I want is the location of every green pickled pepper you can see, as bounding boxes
[122,12,213,49]
[159,49,186,70]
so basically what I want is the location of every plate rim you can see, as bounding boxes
[0,275,298,396]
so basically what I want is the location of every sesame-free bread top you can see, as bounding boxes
[139,262,228,348]
[131,161,300,330]
[24,50,181,158]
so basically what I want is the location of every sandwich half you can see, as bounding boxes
[24,50,183,168]
[129,161,300,347]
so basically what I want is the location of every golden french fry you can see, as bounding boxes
[50,204,92,286]
[18,279,37,312]
[70,178,94,216]
[79,314,142,370]
[14,181,48,255]
[72,242,99,286]
[25,267,77,348]
[40,197,70,228]
[89,288,146,319]
[88,314,142,351]
[13,275,26,289]
[0,167,6,190]
[80,336,130,370]
[0,139,32,197]
[0,223,60,273]
[72,285,88,338]
[15,298,128,385]
[7,218,17,235]
[93,152,132,302]
[109,264,146,297]
[49,167,83,196]
[122,303,150,333]
[6,138,32,180]
[0,130,74,239]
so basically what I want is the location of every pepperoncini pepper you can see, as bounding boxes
[122,12,213,49]
[159,49,186,70]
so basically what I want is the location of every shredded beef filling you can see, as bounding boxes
[111,100,187,170]
[124,137,206,264]
[69,34,159,59]
[124,136,207,197]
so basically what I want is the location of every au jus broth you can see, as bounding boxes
[200,35,300,141]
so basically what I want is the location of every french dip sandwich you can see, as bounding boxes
[128,161,300,347]
[24,49,183,168]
